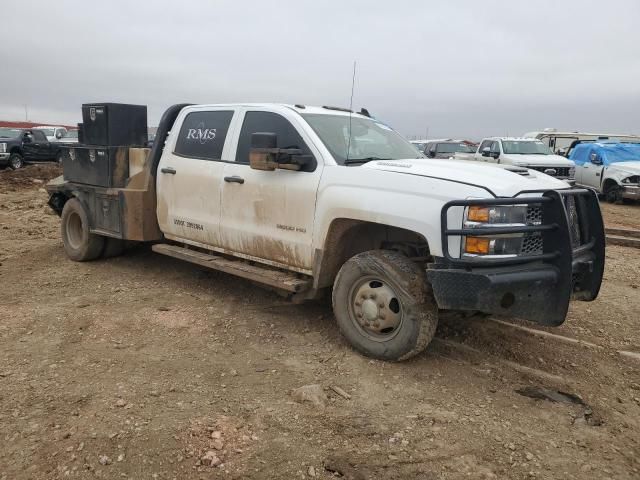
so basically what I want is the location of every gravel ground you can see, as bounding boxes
[1,164,639,479]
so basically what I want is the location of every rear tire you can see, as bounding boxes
[332,250,438,362]
[8,153,24,170]
[56,151,63,164]
[61,198,104,261]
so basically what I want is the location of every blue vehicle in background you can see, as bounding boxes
[570,142,640,203]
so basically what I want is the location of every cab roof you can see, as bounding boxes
[187,103,372,118]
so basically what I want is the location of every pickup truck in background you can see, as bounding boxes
[46,103,605,361]
[425,140,476,160]
[0,127,63,169]
[570,142,640,203]
[34,125,68,142]
[468,137,576,183]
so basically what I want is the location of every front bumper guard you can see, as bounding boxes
[427,188,605,326]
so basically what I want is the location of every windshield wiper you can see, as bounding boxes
[343,157,390,165]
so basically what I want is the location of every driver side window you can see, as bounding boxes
[235,111,313,166]
[490,141,500,154]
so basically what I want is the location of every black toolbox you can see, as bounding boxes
[62,145,129,188]
[82,103,147,146]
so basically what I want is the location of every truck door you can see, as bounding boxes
[582,149,606,189]
[21,131,39,160]
[156,108,236,247]
[218,109,322,271]
[31,130,52,160]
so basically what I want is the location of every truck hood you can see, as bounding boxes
[501,153,574,167]
[363,158,570,197]
[608,161,640,175]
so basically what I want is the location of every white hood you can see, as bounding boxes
[501,153,574,167]
[608,161,640,175]
[363,158,570,197]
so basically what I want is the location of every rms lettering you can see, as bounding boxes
[186,127,217,144]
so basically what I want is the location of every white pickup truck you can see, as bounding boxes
[469,137,576,183]
[46,103,605,361]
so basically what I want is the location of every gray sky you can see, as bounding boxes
[1,0,639,140]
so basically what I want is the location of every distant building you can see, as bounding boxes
[0,120,77,129]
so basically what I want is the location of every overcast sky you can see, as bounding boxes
[1,0,639,140]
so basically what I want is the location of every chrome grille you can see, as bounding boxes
[529,166,571,178]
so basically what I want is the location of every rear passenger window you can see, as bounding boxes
[235,111,312,166]
[174,111,233,160]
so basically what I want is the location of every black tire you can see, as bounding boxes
[332,250,438,361]
[8,153,24,170]
[102,237,125,258]
[61,198,105,261]
[55,151,64,164]
[605,184,623,204]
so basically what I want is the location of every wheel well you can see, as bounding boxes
[314,219,430,289]
[48,192,71,216]
[9,147,22,155]
[603,178,618,192]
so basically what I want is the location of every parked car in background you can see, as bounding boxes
[60,129,79,143]
[409,140,428,153]
[0,128,63,169]
[570,142,640,203]
[34,125,68,142]
[472,137,575,183]
[524,129,640,156]
[426,140,476,160]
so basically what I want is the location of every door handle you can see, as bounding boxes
[224,175,245,184]
[161,167,176,174]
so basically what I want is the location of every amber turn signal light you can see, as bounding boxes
[465,236,491,255]
[467,206,490,222]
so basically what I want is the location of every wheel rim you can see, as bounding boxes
[66,211,84,249]
[347,275,404,342]
[10,156,22,169]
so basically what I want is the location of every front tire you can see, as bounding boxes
[605,184,623,204]
[61,198,105,261]
[56,151,64,164]
[8,153,24,170]
[332,250,438,361]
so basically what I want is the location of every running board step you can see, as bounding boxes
[152,243,311,292]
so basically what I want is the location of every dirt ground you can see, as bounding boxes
[1,164,639,480]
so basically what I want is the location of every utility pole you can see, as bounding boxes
[24,105,29,122]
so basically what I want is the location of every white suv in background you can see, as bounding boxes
[472,137,575,182]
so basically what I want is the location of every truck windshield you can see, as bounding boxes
[502,141,553,155]
[0,128,22,138]
[302,113,423,165]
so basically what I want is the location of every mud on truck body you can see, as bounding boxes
[46,102,605,361]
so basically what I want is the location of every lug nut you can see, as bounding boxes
[378,302,385,308]
[356,312,363,318]
[379,314,386,320]
[355,301,361,307]
[370,293,377,299]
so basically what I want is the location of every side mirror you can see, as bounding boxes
[23,134,32,143]
[249,132,314,171]
[55,131,63,139]
[590,153,602,165]
[427,150,436,158]
[491,151,500,159]
[481,147,491,157]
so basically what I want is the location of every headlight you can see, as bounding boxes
[568,167,575,179]
[462,204,539,257]
[622,176,640,184]
[0,143,6,153]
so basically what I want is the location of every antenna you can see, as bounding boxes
[346,61,356,162]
